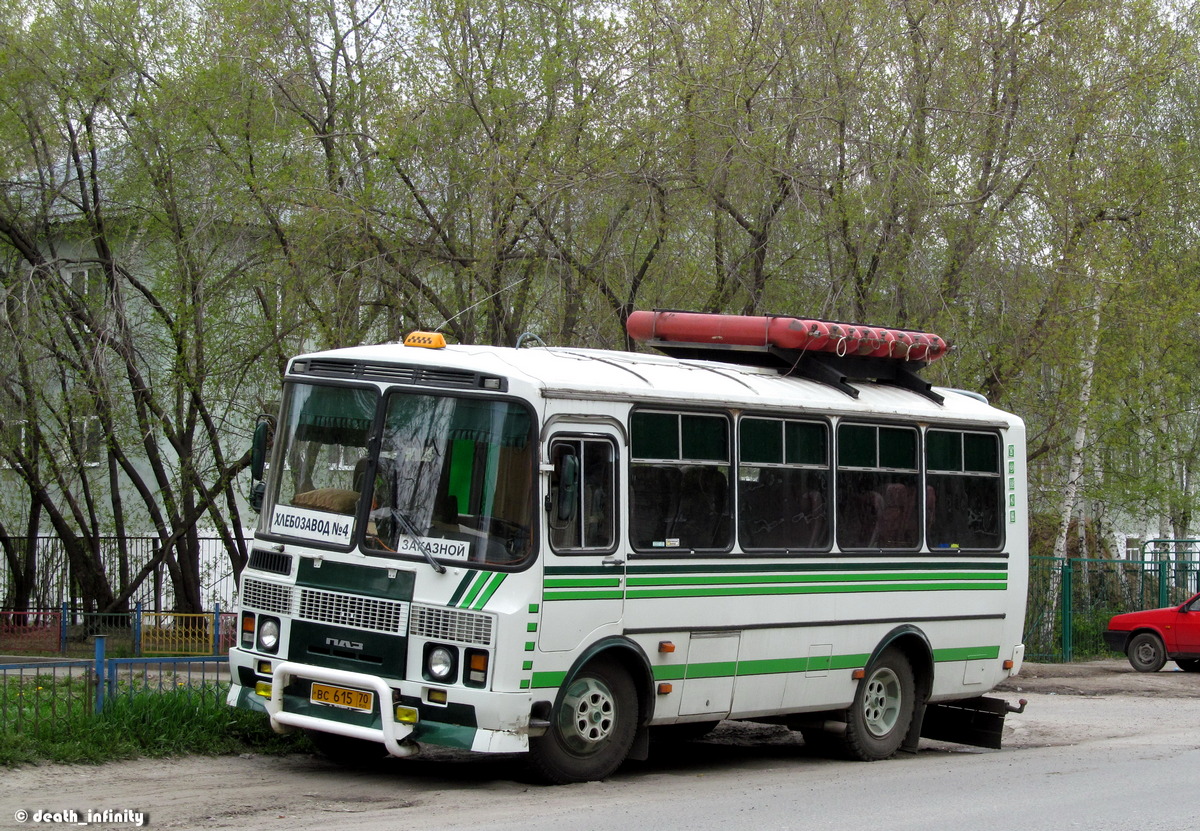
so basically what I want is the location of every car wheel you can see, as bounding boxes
[1126,632,1167,672]
[1174,658,1200,672]
[528,658,637,784]
[842,647,916,761]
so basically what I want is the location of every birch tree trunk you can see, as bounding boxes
[1039,285,1103,649]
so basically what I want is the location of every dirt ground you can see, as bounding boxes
[0,658,1196,831]
[996,657,1200,697]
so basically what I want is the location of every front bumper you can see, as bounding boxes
[1102,630,1131,653]
[227,647,533,755]
[266,661,418,757]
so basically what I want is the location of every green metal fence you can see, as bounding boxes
[1026,540,1200,662]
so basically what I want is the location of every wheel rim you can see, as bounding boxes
[557,675,617,754]
[1134,641,1157,666]
[861,666,902,738]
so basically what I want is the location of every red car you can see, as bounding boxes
[1103,591,1200,672]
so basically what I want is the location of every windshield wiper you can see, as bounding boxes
[387,508,446,574]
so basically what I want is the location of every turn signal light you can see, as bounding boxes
[657,683,673,695]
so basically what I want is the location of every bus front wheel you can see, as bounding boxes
[842,647,915,761]
[529,658,637,784]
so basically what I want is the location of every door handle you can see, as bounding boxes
[602,556,625,567]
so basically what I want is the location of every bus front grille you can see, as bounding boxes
[241,577,293,615]
[409,604,494,647]
[298,588,409,635]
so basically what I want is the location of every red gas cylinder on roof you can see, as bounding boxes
[626,310,947,363]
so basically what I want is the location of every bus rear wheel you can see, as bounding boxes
[528,658,637,784]
[842,647,915,761]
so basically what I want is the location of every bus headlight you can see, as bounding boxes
[424,644,458,683]
[257,617,280,654]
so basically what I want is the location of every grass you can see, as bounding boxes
[1,676,311,766]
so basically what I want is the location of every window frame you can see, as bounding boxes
[924,427,1005,552]
[547,435,620,556]
[736,415,831,553]
[834,421,922,552]
[628,408,734,554]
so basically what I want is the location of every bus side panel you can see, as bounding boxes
[624,562,1020,724]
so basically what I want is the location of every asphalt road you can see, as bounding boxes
[2,661,1196,831]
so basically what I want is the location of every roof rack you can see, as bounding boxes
[627,310,947,405]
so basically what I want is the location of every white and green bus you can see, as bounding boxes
[229,311,1027,783]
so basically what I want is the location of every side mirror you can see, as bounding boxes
[250,417,273,481]
[556,453,579,522]
[249,417,274,513]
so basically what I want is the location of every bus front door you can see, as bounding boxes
[538,431,624,652]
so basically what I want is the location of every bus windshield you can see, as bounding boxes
[264,383,535,567]
[364,392,535,567]
[265,383,378,546]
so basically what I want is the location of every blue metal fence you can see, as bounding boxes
[1,639,229,734]
[0,603,235,657]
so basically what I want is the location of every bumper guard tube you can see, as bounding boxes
[265,661,418,758]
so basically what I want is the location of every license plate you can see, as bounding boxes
[310,682,374,712]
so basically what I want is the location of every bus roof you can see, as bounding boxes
[289,341,1018,428]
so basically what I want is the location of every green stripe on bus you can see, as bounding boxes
[933,645,1001,661]
[544,561,1009,578]
[540,647,997,689]
[685,661,737,679]
[459,572,492,608]
[625,561,1009,575]
[544,578,623,588]
[734,656,811,675]
[625,582,1005,599]
[543,590,624,600]
[626,572,1006,587]
[471,573,507,610]
[532,671,568,688]
[448,571,477,607]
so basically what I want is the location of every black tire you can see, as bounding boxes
[306,730,390,766]
[1174,658,1200,672]
[528,658,638,784]
[842,647,916,761]
[1127,632,1167,672]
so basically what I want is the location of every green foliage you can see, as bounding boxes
[0,681,310,767]
[4,0,1200,597]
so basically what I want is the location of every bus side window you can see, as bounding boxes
[629,410,732,552]
[835,423,920,551]
[738,417,829,551]
[549,438,615,552]
[926,430,1003,550]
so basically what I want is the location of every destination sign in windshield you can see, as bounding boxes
[270,505,353,546]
